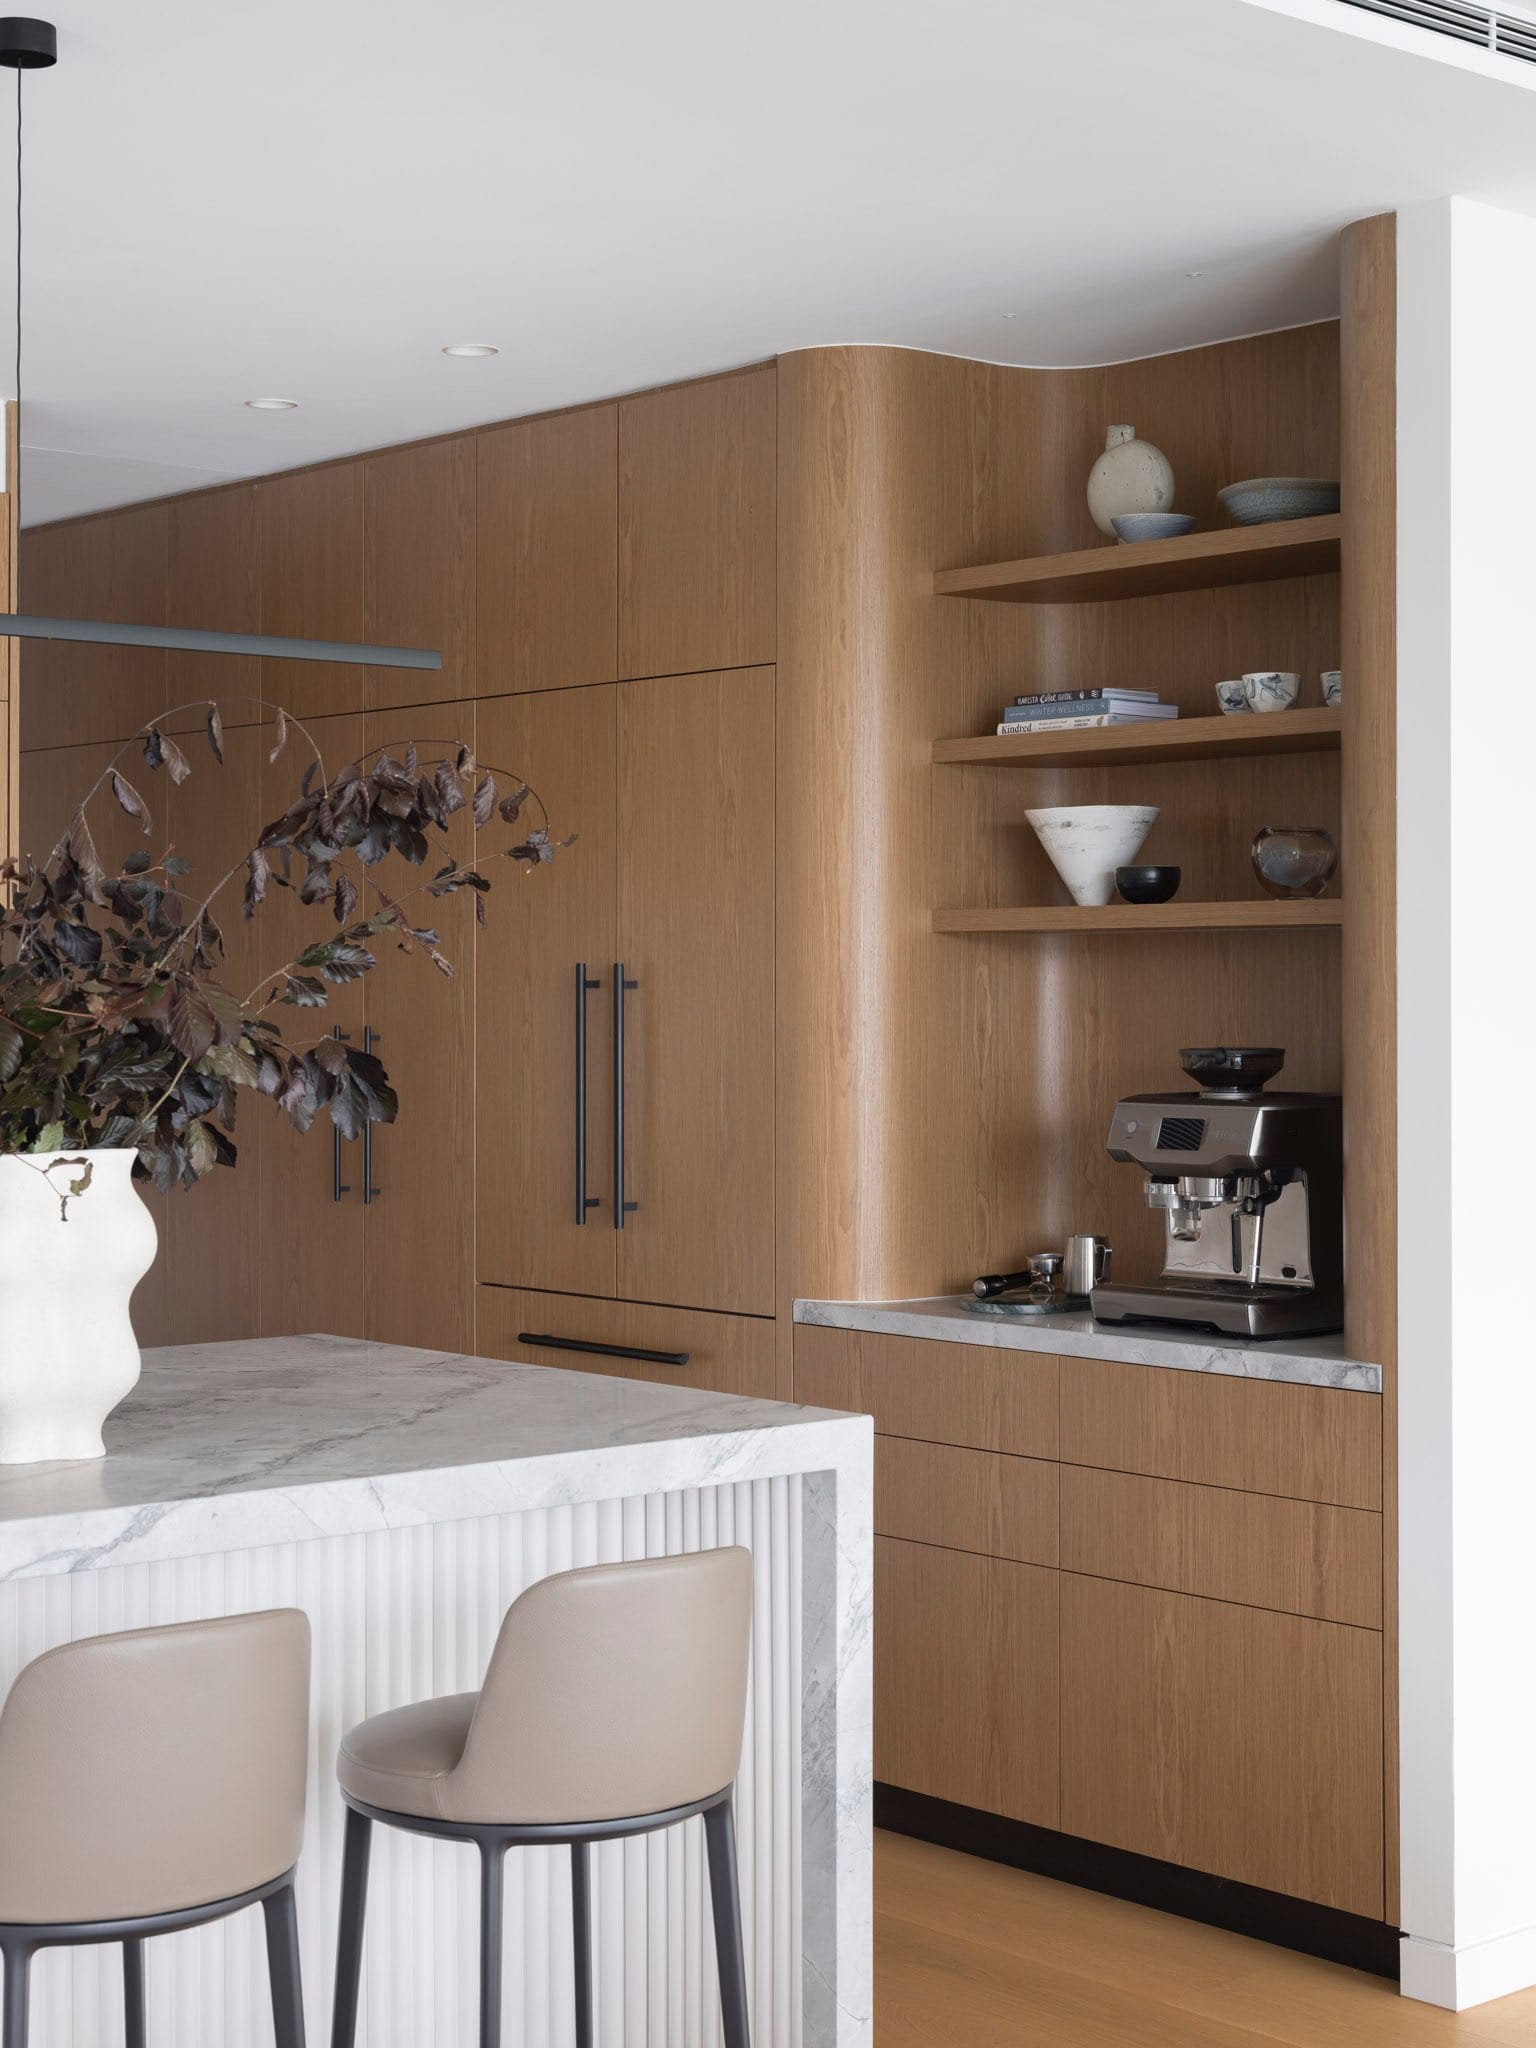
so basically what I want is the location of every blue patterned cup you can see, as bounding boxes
[1215,680,1250,715]
[1321,670,1343,706]
[1242,670,1301,714]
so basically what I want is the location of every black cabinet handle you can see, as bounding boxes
[518,1331,690,1369]
[331,1027,352,1203]
[362,1025,382,1204]
[612,962,638,1229]
[574,963,601,1225]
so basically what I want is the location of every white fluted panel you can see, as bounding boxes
[0,1479,801,2048]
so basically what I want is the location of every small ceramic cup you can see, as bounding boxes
[1215,680,1250,716]
[1321,670,1343,706]
[1242,670,1301,714]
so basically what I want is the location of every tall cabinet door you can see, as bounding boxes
[476,685,618,1300]
[615,668,774,1317]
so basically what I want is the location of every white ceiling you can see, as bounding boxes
[8,0,1536,525]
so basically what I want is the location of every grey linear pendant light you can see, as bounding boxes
[0,16,440,672]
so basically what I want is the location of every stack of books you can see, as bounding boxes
[997,687,1179,735]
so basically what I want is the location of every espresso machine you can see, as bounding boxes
[1090,1047,1343,1339]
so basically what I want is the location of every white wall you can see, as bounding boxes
[1396,195,1536,2009]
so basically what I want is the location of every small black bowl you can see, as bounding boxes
[1115,864,1181,905]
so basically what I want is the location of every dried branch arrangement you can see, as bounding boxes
[0,701,560,1191]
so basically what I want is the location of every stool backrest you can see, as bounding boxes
[448,1547,753,1825]
[0,1608,310,1925]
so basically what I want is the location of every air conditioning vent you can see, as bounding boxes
[1155,1116,1207,1154]
[1336,0,1536,64]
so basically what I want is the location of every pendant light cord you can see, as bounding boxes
[13,61,20,521]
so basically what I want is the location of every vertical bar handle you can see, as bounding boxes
[613,962,638,1228]
[362,1025,382,1205]
[574,964,601,1225]
[331,1026,352,1203]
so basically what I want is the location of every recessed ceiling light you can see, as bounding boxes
[441,342,499,357]
[245,397,298,410]
[1185,271,1205,280]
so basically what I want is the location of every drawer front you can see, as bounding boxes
[1060,1573,1383,1918]
[1060,1465,1382,1627]
[478,1286,780,1400]
[877,1438,1058,1567]
[876,1536,1059,1829]
[1059,1356,1381,1510]
[794,1325,1058,1458]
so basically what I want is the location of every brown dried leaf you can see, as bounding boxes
[112,771,152,833]
[268,706,289,765]
[206,701,225,764]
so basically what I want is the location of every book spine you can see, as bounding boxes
[996,715,1113,734]
[1000,698,1126,723]
[1010,688,1156,705]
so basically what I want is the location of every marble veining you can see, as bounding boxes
[0,1333,863,1580]
[794,1295,1381,1393]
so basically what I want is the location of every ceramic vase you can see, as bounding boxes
[1087,426,1175,539]
[0,1148,157,1463]
[1027,804,1160,907]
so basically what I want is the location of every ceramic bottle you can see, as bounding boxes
[1087,426,1175,537]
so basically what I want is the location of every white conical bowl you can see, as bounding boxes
[1026,804,1160,908]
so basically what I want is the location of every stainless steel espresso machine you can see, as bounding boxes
[1090,1047,1343,1339]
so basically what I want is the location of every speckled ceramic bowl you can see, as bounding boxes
[1110,512,1194,544]
[1218,477,1340,526]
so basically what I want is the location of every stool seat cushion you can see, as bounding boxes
[337,1693,478,1820]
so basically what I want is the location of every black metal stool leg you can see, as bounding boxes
[479,1842,506,2048]
[570,1840,593,2048]
[1,1941,31,2048]
[263,1880,307,2048]
[122,1937,146,2048]
[704,1798,751,2048]
[331,1808,372,2048]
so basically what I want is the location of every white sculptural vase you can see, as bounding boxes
[1027,804,1160,907]
[1086,425,1176,538]
[0,1148,157,1464]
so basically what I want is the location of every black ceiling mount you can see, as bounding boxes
[0,16,55,69]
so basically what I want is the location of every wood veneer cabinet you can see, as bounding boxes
[618,366,776,679]
[476,669,774,1319]
[21,504,168,750]
[478,1284,777,1400]
[476,404,618,694]
[363,435,475,712]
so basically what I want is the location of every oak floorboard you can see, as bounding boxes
[875,1832,1536,2047]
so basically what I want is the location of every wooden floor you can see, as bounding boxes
[876,1832,1536,2046]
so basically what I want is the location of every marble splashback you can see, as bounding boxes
[795,1294,1381,1392]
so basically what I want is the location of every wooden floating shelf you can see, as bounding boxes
[934,899,1344,936]
[933,515,1342,605]
[933,706,1342,770]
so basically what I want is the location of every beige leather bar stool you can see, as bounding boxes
[331,1547,753,2048]
[0,1610,311,2048]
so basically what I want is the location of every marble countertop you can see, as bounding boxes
[795,1295,1381,1393]
[0,1335,866,1581]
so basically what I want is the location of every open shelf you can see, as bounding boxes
[934,899,1343,936]
[933,706,1342,770]
[933,515,1342,605]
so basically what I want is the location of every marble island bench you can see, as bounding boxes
[0,1336,873,2048]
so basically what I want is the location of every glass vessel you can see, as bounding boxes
[1251,826,1338,899]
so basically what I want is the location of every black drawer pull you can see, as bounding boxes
[518,1331,691,1369]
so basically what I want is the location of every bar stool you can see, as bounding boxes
[0,1610,312,2048]
[331,1547,754,2048]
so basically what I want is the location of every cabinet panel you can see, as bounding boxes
[1060,1464,1382,1627]
[475,686,617,1298]
[615,668,774,1316]
[618,367,775,679]
[165,485,260,733]
[1060,1573,1383,1916]
[21,505,168,749]
[793,1326,1059,1460]
[1060,1356,1381,1510]
[478,1286,779,1401]
[477,405,617,693]
[364,437,474,711]
[876,1536,1058,1828]
[361,702,478,1353]
[258,462,365,721]
[876,1439,1057,1567]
